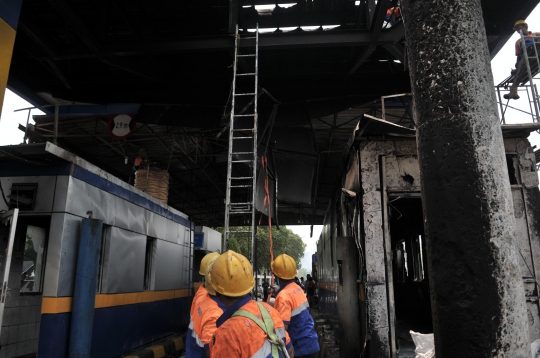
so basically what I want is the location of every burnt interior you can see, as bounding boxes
[389,197,432,354]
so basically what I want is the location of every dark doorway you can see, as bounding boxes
[388,197,432,356]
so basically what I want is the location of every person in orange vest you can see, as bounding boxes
[271,254,319,358]
[187,256,226,358]
[187,252,220,356]
[385,5,401,25]
[209,250,294,358]
[504,20,540,100]
[128,148,148,185]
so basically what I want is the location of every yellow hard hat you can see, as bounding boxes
[205,262,217,296]
[199,252,220,275]
[514,20,528,31]
[209,250,254,297]
[271,254,297,280]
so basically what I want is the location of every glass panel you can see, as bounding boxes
[21,225,46,293]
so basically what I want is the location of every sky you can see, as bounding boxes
[1,4,539,267]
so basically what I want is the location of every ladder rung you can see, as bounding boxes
[242,36,257,39]
[234,93,256,96]
[231,177,253,180]
[236,73,256,76]
[232,160,253,163]
[237,54,256,57]
[231,152,254,155]
[232,129,254,132]
[231,185,253,188]
[234,114,255,117]
[232,136,253,139]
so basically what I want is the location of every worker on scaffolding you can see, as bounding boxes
[186,254,224,358]
[271,254,320,358]
[504,20,540,100]
[209,250,294,358]
[128,148,148,185]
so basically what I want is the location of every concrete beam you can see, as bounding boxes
[402,0,530,356]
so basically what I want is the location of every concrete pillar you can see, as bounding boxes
[0,0,23,117]
[401,1,530,356]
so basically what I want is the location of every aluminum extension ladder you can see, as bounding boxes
[223,24,259,264]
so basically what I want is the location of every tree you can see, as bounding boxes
[217,226,307,274]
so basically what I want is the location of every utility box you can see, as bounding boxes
[194,226,222,252]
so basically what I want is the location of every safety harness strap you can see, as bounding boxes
[233,302,282,358]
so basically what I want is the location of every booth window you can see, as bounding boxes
[20,225,47,294]
[144,237,156,291]
[96,225,110,293]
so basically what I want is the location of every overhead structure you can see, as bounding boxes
[2,0,540,227]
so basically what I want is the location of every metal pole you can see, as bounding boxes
[402,0,529,356]
[223,24,239,252]
[68,218,103,358]
[54,104,59,145]
[0,209,19,336]
[23,109,31,144]
[251,22,259,268]
[380,157,396,358]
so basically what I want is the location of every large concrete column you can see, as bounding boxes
[401,1,530,357]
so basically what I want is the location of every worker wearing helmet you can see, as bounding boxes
[189,252,220,337]
[271,254,319,358]
[186,260,226,358]
[209,250,294,358]
[504,20,540,100]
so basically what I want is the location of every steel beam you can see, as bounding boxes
[348,0,392,75]
[39,25,405,61]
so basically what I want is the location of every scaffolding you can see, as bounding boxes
[495,32,540,124]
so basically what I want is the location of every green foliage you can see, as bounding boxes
[216,226,307,274]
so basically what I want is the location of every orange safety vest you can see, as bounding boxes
[211,298,292,358]
[274,282,319,356]
[190,285,208,318]
[386,7,401,19]
[187,293,225,356]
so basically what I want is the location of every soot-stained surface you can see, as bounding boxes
[402,0,529,356]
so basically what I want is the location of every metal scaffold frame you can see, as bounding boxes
[496,32,540,124]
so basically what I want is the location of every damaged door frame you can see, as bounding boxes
[381,155,424,357]
[380,156,397,358]
[0,208,20,338]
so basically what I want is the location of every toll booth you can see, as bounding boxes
[0,142,194,358]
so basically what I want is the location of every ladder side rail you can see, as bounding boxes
[251,23,259,265]
[224,24,240,252]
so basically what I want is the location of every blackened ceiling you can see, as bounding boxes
[6,0,540,227]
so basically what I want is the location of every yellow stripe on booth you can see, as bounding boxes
[42,288,190,314]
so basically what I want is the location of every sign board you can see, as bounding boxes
[194,232,204,249]
[108,114,136,139]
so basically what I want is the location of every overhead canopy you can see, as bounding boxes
[4,0,540,226]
